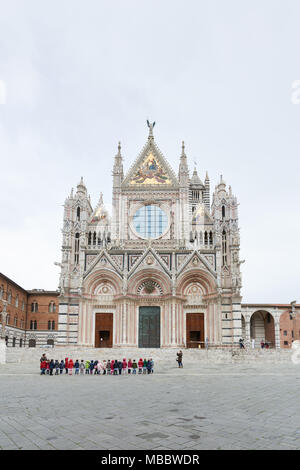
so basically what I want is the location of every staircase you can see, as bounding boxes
[4,345,292,364]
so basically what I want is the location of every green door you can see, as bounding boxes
[139,306,160,348]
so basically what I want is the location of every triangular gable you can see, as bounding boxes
[122,139,179,188]
[128,247,172,279]
[89,194,110,225]
[192,204,214,225]
[176,250,217,279]
[83,249,123,279]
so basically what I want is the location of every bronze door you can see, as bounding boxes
[186,313,204,348]
[139,307,160,348]
[95,313,113,348]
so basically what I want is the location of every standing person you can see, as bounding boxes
[74,360,80,375]
[65,357,69,374]
[132,360,137,374]
[46,360,50,375]
[177,350,183,368]
[80,360,85,375]
[147,359,152,374]
[106,360,111,375]
[128,359,132,375]
[111,360,115,375]
[40,353,47,364]
[239,338,245,349]
[143,359,147,374]
[40,359,47,375]
[102,360,107,375]
[54,360,60,375]
[97,361,103,375]
[205,337,209,350]
[251,338,255,349]
[150,358,154,374]
[85,360,90,374]
[138,358,143,374]
[113,360,119,375]
[49,359,55,376]
[59,359,65,374]
[118,360,122,375]
[68,359,74,375]
[261,340,265,349]
[89,360,94,375]
[122,358,127,375]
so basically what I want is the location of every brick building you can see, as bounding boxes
[0,273,59,347]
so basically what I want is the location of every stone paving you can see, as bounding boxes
[0,360,299,450]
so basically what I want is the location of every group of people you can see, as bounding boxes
[239,338,271,349]
[39,354,154,375]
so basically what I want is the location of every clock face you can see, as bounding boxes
[133,205,168,239]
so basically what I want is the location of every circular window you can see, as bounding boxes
[133,205,168,239]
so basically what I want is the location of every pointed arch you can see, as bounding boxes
[84,269,122,296]
[176,269,217,296]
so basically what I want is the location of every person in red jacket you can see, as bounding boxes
[122,358,127,374]
[138,358,143,374]
[46,360,50,375]
[65,357,69,374]
[128,359,133,374]
[110,360,114,375]
[68,359,74,375]
[40,360,47,375]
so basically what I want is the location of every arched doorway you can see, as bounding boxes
[250,311,275,347]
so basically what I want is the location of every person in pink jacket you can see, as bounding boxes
[128,359,133,374]
[122,358,127,374]
[97,361,103,375]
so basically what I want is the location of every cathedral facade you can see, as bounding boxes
[57,123,243,348]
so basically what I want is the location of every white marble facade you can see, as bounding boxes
[57,123,243,348]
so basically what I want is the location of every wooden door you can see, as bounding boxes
[186,313,204,348]
[95,313,113,348]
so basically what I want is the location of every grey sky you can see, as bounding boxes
[0,0,299,302]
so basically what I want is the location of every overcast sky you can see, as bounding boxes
[0,0,299,303]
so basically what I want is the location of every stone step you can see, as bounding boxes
[4,346,292,364]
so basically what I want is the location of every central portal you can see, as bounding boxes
[138,306,160,348]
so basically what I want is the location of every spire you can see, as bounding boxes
[114,141,123,166]
[113,141,124,187]
[204,171,210,212]
[178,141,189,186]
[190,167,204,186]
[76,176,87,195]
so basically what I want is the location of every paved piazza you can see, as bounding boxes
[0,361,299,450]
